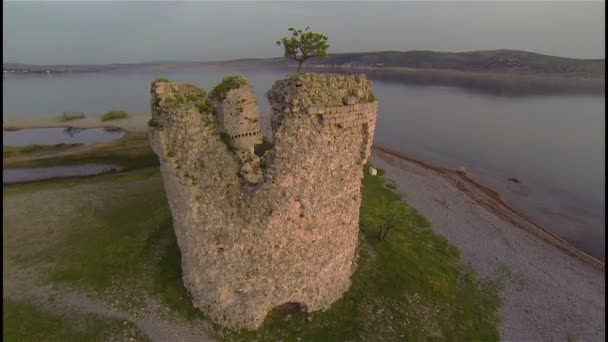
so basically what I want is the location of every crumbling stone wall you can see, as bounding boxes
[210,80,263,153]
[148,73,378,330]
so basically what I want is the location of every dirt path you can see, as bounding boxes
[371,148,605,341]
[4,266,215,342]
[2,179,215,342]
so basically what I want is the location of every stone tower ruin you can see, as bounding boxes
[209,77,263,153]
[148,73,378,330]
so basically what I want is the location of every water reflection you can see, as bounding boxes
[63,126,84,137]
[3,127,125,146]
[3,164,124,184]
[319,67,605,97]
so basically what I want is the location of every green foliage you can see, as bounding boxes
[147,217,205,320]
[58,111,86,122]
[228,166,500,340]
[209,76,247,100]
[276,26,329,72]
[371,199,408,241]
[4,133,158,170]
[154,77,170,83]
[3,299,146,341]
[196,99,214,114]
[366,92,377,102]
[101,110,129,122]
[4,152,500,340]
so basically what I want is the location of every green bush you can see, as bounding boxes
[209,76,247,100]
[58,112,85,122]
[101,110,129,122]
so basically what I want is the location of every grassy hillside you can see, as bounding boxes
[307,50,605,77]
[6,50,604,78]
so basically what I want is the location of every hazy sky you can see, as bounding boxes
[3,1,605,65]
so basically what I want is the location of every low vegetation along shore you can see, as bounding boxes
[3,114,604,341]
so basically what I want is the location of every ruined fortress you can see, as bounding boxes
[148,73,378,330]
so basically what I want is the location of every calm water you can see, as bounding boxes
[3,68,605,259]
[3,127,125,146]
[3,164,124,184]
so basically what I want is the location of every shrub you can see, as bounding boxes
[276,26,329,72]
[58,112,85,121]
[367,92,377,102]
[209,76,247,100]
[101,110,129,122]
[196,99,214,114]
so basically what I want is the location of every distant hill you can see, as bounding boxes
[2,61,177,74]
[4,50,605,78]
[305,50,604,77]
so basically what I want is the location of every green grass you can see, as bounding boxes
[58,111,86,122]
[227,167,501,341]
[4,133,158,170]
[3,298,148,341]
[3,148,500,340]
[3,143,83,158]
[101,110,129,122]
[209,75,248,100]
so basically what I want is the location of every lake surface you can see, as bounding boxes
[3,164,124,184]
[3,127,125,146]
[3,68,604,260]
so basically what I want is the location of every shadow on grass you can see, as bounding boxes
[145,216,205,320]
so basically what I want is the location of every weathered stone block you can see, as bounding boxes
[343,96,357,105]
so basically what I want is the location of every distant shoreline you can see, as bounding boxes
[4,61,604,97]
[5,49,605,77]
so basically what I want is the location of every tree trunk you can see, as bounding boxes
[297,60,304,73]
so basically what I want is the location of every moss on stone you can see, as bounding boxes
[365,92,377,102]
[196,99,214,114]
[209,76,248,100]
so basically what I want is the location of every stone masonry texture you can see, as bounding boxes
[148,72,378,330]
